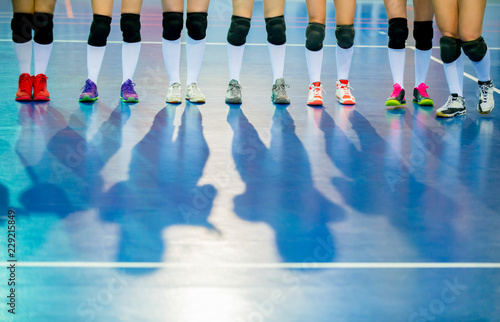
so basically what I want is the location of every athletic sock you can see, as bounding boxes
[336,46,353,80]
[267,42,286,82]
[87,44,106,84]
[305,48,323,84]
[122,42,141,83]
[14,41,32,75]
[471,48,491,82]
[414,48,432,86]
[388,48,405,87]
[186,36,206,85]
[227,43,245,82]
[33,42,53,75]
[162,37,181,85]
[443,54,464,96]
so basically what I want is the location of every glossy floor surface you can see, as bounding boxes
[1,0,500,321]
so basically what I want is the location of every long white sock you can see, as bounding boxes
[267,42,286,82]
[305,48,323,84]
[388,48,405,87]
[122,42,141,83]
[336,46,354,80]
[228,43,245,82]
[87,45,106,84]
[162,37,181,85]
[471,48,491,82]
[186,36,206,85]
[443,54,464,96]
[14,41,32,74]
[34,42,53,75]
[414,48,432,86]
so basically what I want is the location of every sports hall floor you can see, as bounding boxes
[1,0,500,321]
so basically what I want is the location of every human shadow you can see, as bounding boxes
[227,107,344,263]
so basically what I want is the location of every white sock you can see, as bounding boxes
[443,54,464,96]
[186,36,206,85]
[14,41,32,75]
[414,48,432,86]
[388,48,405,87]
[471,48,491,82]
[305,48,323,84]
[87,45,106,84]
[33,42,53,75]
[336,46,354,80]
[122,42,141,83]
[228,43,245,82]
[162,37,181,85]
[267,42,286,82]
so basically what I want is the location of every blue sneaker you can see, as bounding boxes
[79,79,98,102]
[121,79,139,103]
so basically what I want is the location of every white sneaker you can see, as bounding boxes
[477,79,495,114]
[307,82,323,106]
[185,83,206,103]
[336,80,356,105]
[166,82,182,103]
[436,94,466,118]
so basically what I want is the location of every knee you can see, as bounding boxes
[227,15,251,46]
[305,23,325,51]
[33,12,54,44]
[440,36,462,63]
[121,13,141,43]
[462,36,488,62]
[162,12,183,40]
[11,13,33,43]
[265,15,286,45]
[186,12,208,40]
[335,24,355,49]
[388,17,408,49]
[413,21,433,51]
[88,14,112,46]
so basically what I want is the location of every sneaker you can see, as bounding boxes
[271,78,290,104]
[120,79,139,103]
[15,73,33,101]
[33,74,50,101]
[166,82,182,104]
[336,80,356,105]
[186,83,206,103]
[79,79,99,102]
[225,79,242,104]
[436,94,466,118]
[477,79,495,114]
[413,83,433,106]
[386,83,406,106]
[307,82,323,106]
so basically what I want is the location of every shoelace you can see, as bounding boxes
[170,83,181,95]
[229,83,242,95]
[35,75,47,87]
[122,81,137,94]
[340,83,354,96]
[190,84,203,97]
[276,83,290,95]
[81,81,94,93]
[478,83,491,102]
[20,76,32,91]
[312,85,326,96]
[417,84,430,97]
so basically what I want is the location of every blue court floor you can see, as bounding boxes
[0,0,500,321]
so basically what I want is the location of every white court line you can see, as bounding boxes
[2,261,500,269]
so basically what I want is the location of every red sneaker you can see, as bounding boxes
[15,73,33,101]
[33,74,50,101]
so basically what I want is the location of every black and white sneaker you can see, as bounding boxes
[436,94,466,118]
[477,79,495,114]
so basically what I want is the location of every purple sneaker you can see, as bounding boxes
[79,79,99,102]
[120,79,139,103]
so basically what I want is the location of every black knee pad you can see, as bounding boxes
[305,23,325,51]
[227,15,251,46]
[335,24,355,49]
[186,12,208,40]
[388,17,408,49]
[413,21,433,51]
[121,13,141,43]
[162,12,183,41]
[440,36,462,64]
[462,36,488,62]
[33,12,54,44]
[265,15,286,45]
[88,14,112,47]
[11,13,33,43]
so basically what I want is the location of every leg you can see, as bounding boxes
[412,0,434,104]
[11,0,34,100]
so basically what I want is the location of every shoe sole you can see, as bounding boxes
[33,96,50,101]
[413,98,433,106]
[478,106,494,114]
[436,110,466,118]
[15,96,32,101]
[336,94,356,105]
[272,96,290,104]
[121,97,139,103]
[166,98,182,104]
[186,98,206,103]
[385,99,406,106]
[79,95,98,102]
[307,100,323,106]
[225,98,242,104]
